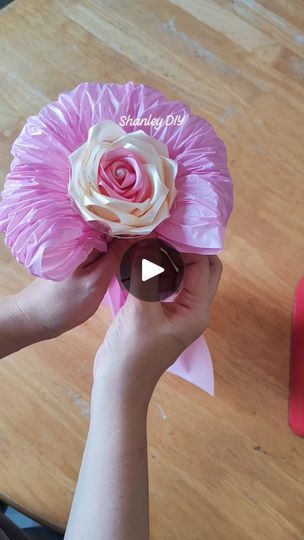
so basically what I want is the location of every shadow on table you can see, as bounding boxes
[23,527,63,539]
[0,505,64,540]
[0,0,15,9]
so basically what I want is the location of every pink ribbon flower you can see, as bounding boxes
[68,121,177,236]
[0,82,233,394]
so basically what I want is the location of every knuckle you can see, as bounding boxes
[202,313,210,329]
[213,255,223,275]
[84,277,95,293]
[195,313,210,335]
[181,311,211,345]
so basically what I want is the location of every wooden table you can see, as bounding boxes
[1,0,304,538]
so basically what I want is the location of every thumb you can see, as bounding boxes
[78,246,120,290]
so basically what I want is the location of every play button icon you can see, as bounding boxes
[141,259,164,282]
[119,238,184,302]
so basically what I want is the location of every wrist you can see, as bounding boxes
[12,292,55,343]
[92,363,156,415]
[0,294,45,355]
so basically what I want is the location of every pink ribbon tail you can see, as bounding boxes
[167,335,214,395]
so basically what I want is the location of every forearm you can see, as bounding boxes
[64,373,152,540]
[0,295,48,359]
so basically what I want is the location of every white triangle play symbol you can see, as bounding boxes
[141,258,164,282]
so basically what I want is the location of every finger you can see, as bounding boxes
[109,238,136,263]
[82,239,132,273]
[208,256,223,303]
[175,254,210,312]
[78,248,101,268]
[79,244,122,290]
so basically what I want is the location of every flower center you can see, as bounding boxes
[114,166,127,179]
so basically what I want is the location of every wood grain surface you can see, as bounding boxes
[1,0,304,538]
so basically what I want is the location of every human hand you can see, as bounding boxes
[94,253,222,403]
[13,241,126,340]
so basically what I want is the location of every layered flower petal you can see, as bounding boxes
[68,121,177,236]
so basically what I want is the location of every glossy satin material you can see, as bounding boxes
[0,82,233,394]
[68,121,178,236]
